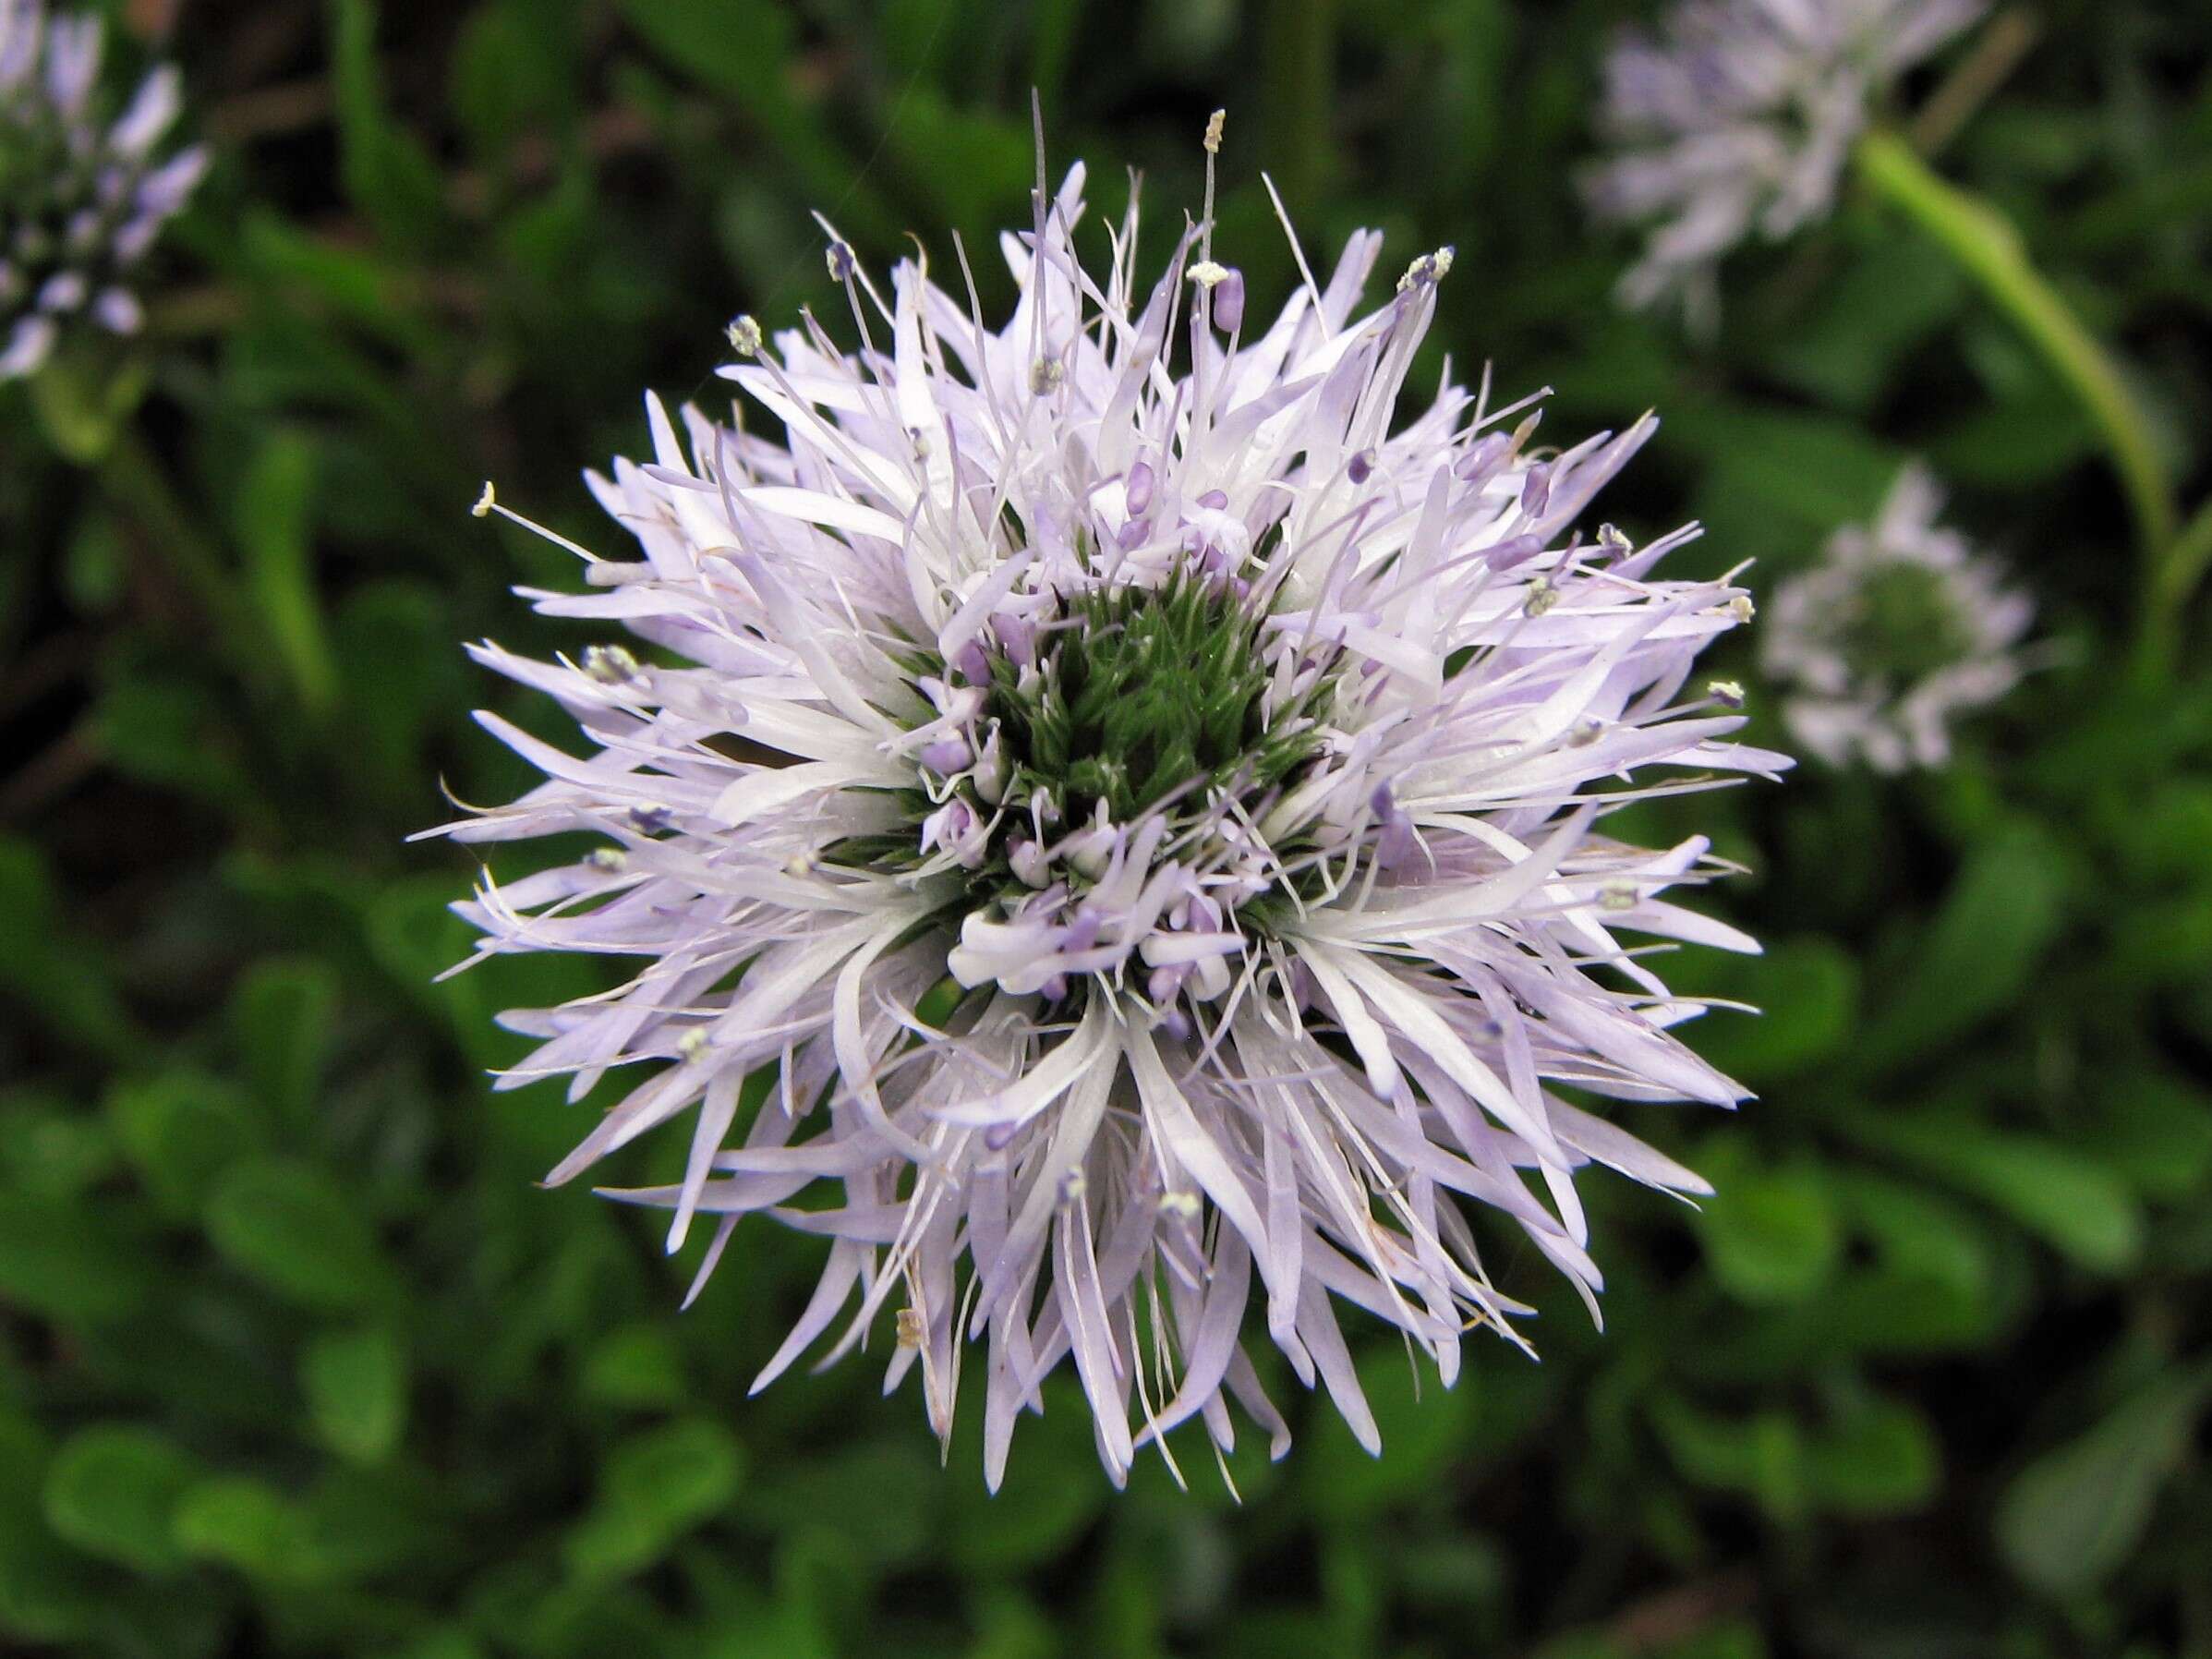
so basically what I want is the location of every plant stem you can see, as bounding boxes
[1908,7,2039,158]
[1855,130,2182,648]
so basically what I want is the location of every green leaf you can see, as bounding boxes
[42,1424,200,1575]
[1650,1396,1808,1524]
[233,432,336,711]
[613,0,892,246]
[1804,1396,1940,1516]
[0,1089,115,1200]
[229,956,339,1126]
[1698,1156,1842,1306]
[1671,937,1858,1083]
[1996,1365,2212,1598]
[1769,232,1964,410]
[303,1326,408,1464]
[107,1074,259,1217]
[2096,1072,2212,1201]
[1302,1346,1475,1520]
[1843,1115,2143,1273]
[205,1158,397,1313]
[579,1323,689,1411]
[0,837,135,1059]
[0,1193,146,1323]
[331,0,448,248]
[1858,823,2067,1072]
[563,1419,743,1580]
[173,1476,332,1586]
[0,1416,102,1643]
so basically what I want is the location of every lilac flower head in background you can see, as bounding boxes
[1763,463,2031,772]
[430,118,1789,1487]
[1,0,206,381]
[1584,0,1985,323]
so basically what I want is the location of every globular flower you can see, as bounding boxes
[1584,0,1985,321]
[431,127,1788,1487]
[1,0,205,381]
[1764,462,2031,771]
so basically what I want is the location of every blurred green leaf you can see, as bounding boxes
[173,1476,332,1586]
[1803,1395,1940,1516]
[332,0,448,248]
[613,0,892,245]
[205,1158,398,1313]
[108,1073,260,1218]
[1769,233,1964,410]
[1843,1114,2143,1273]
[230,956,340,1127]
[2096,1072,2212,1200]
[1698,1156,1842,1306]
[42,1423,200,1575]
[303,1326,409,1464]
[1650,1397,1808,1524]
[579,1323,689,1411]
[0,1192,147,1323]
[1302,1346,1473,1520]
[1858,824,2067,1072]
[0,1418,103,1644]
[0,836,135,1059]
[1674,937,1858,1082]
[234,431,337,711]
[1996,1363,2212,1599]
[564,1418,744,1580]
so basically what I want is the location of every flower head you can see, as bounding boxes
[1,0,204,381]
[1763,462,2030,771]
[1584,0,1985,321]
[433,136,1787,1486]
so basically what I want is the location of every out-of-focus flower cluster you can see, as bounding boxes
[1585,0,1985,321]
[1764,464,2032,771]
[1,0,203,381]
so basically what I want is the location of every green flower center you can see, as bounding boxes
[1831,563,1977,686]
[989,575,1325,828]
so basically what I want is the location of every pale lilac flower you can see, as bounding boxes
[1585,0,1985,322]
[1,0,205,381]
[430,126,1787,1487]
[1764,463,2031,771]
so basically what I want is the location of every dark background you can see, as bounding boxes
[4,2,2211,1654]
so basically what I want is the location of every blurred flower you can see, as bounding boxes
[1,0,205,381]
[433,131,1787,1487]
[1584,0,1985,321]
[1764,463,2031,771]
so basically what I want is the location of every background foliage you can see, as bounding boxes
[4,1,2211,1654]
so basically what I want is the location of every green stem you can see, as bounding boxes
[1855,129,2181,630]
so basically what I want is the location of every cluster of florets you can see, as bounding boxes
[1,0,204,380]
[1583,0,1985,321]
[438,132,1789,1486]
[1764,463,2030,771]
